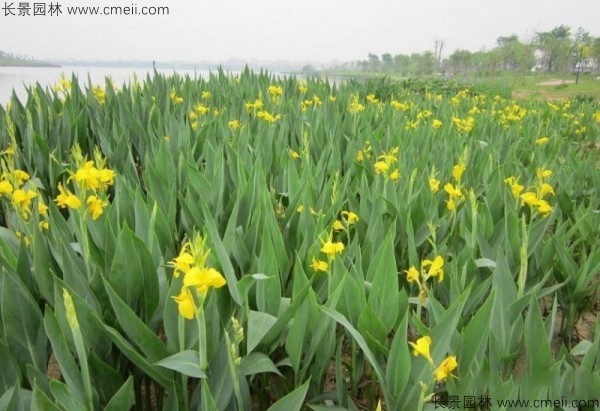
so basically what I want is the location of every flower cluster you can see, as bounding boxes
[300,95,323,112]
[0,147,49,230]
[348,94,365,114]
[169,91,184,104]
[506,168,554,218]
[169,233,227,319]
[268,85,283,102]
[374,147,400,182]
[451,116,475,133]
[256,110,282,124]
[54,146,115,221]
[409,335,458,382]
[405,255,445,303]
[92,86,106,105]
[444,160,466,213]
[332,210,359,232]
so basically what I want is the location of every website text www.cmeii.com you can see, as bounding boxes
[3,2,169,17]
[432,395,599,409]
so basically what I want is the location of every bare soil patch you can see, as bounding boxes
[536,79,575,86]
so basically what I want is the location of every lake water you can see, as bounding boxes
[0,66,217,104]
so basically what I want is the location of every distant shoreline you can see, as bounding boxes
[0,62,61,68]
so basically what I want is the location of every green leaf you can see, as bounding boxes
[103,279,167,362]
[200,379,219,411]
[43,308,85,406]
[357,303,389,355]
[570,340,592,357]
[239,352,282,377]
[102,325,172,388]
[155,350,207,378]
[0,269,45,375]
[366,232,399,332]
[201,202,243,305]
[320,307,389,401]
[386,314,410,407]
[266,378,311,411]
[104,376,135,411]
[247,310,278,353]
[109,224,159,321]
[0,341,21,395]
[31,384,60,411]
[49,380,86,411]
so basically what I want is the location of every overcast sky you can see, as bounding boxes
[1,0,598,63]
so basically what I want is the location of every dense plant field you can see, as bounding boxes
[0,69,599,410]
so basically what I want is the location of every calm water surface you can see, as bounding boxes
[0,66,215,104]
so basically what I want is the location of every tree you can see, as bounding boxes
[591,37,600,74]
[381,53,393,72]
[535,25,573,74]
[574,28,592,83]
[448,49,473,74]
[393,54,410,76]
[367,53,381,72]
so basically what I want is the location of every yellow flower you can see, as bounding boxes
[366,94,379,104]
[99,168,116,189]
[536,168,553,180]
[406,266,420,284]
[13,170,30,186]
[539,183,554,198]
[332,220,344,231]
[320,234,344,259]
[520,191,539,207]
[268,85,283,99]
[288,149,300,159]
[536,200,553,217]
[38,201,48,216]
[183,267,227,295]
[173,287,197,319]
[310,257,329,272]
[435,355,458,382]
[374,161,389,175]
[409,336,433,364]
[504,176,524,198]
[422,256,444,282]
[432,119,443,129]
[11,189,37,212]
[389,169,400,181]
[73,161,100,191]
[228,120,241,131]
[1,146,15,156]
[93,86,106,104]
[446,198,456,212]
[0,180,13,196]
[429,176,440,193]
[86,195,107,220]
[535,137,549,145]
[256,110,281,123]
[341,210,359,225]
[55,183,81,209]
[201,91,211,100]
[39,220,49,230]
[296,205,304,213]
[444,183,463,199]
[169,91,183,104]
[169,250,194,278]
[194,103,209,115]
[452,163,466,182]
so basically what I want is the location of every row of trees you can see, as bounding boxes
[354,25,600,78]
